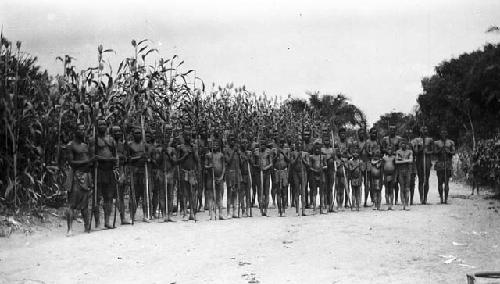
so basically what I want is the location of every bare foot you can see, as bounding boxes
[66,230,73,237]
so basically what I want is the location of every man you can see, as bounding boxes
[255,139,273,216]
[414,126,433,204]
[269,131,279,209]
[302,128,313,208]
[239,137,252,217]
[382,125,403,204]
[150,129,165,219]
[65,123,93,236]
[309,140,326,214]
[274,137,290,216]
[348,150,363,211]
[111,125,131,225]
[382,145,396,210]
[370,150,383,210]
[90,119,117,229]
[177,129,200,221]
[321,136,335,212]
[224,133,241,218]
[335,127,351,209]
[162,124,177,222]
[351,129,370,207]
[366,128,382,206]
[396,139,413,210]
[205,137,226,220]
[406,129,418,205]
[127,127,152,222]
[434,128,455,204]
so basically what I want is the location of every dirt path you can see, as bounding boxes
[1,175,499,284]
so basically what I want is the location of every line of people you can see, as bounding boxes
[63,120,455,236]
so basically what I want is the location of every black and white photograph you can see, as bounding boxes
[0,0,499,283]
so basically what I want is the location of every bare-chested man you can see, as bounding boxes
[309,141,327,214]
[177,129,200,221]
[274,137,290,217]
[413,126,433,204]
[111,125,131,225]
[205,137,225,220]
[65,123,92,236]
[224,134,241,218]
[406,129,417,205]
[150,130,165,219]
[434,128,455,204]
[162,124,177,222]
[366,128,382,206]
[127,127,152,222]
[382,146,396,210]
[255,139,273,216]
[239,138,252,217]
[321,136,335,212]
[351,129,370,207]
[302,129,313,208]
[90,119,117,229]
[396,139,413,210]
[335,127,351,210]
[382,125,403,205]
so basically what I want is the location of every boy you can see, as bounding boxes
[370,152,383,210]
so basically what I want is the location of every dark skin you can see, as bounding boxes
[224,138,240,218]
[434,130,455,204]
[321,138,335,212]
[414,126,434,204]
[274,139,290,216]
[127,129,151,222]
[309,144,327,214]
[177,132,200,221]
[111,126,131,225]
[65,125,93,236]
[336,130,350,208]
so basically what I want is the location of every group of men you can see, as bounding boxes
[63,119,455,236]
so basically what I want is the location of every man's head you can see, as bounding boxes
[358,128,366,140]
[76,123,86,141]
[389,125,396,137]
[133,128,142,142]
[405,128,413,140]
[339,127,346,140]
[111,125,122,140]
[314,141,321,154]
[386,145,394,155]
[323,137,331,147]
[302,129,311,142]
[420,126,428,137]
[97,119,107,134]
[370,127,378,140]
[183,130,192,144]
[440,128,448,140]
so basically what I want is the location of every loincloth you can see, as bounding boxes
[181,169,197,185]
[274,169,289,186]
[68,169,91,210]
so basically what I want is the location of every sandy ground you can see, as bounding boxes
[0,174,499,284]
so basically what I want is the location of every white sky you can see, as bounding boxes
[1,0,499,125]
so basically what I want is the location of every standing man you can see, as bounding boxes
[91,119,117,229]
[414,126,433,204]
[274,137,290,216]
[321,136,336,212]
[127,127,152,222]
[302,128,313,208]
[256,139,273,216]
[382,125,403,204]
[406,129,418,205]
[434,128,455,204]
[224,133,241,218]
[309,141,326,214]
[162,124,177,222]
[350,129,370,207]
[65,123,93,236]
[150,130,165,219]
[335,127,351,209]
[111,125,131,225]
[396,139,413,210]
[366,128,382,206]
[178,129,200,221]
[239,137,252,217]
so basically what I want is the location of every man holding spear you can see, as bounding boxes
[177,129,200,221]
[90,118,118,229]
[111,125,131,225]
[162,124,177,222]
